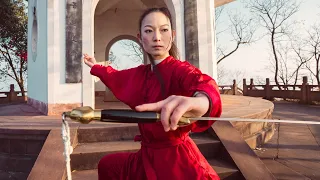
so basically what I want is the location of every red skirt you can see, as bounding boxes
[98,135,220,180]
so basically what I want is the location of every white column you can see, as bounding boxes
[196,0,217,80]
[82,0,95,108]
[47,0,55,105]
[48,0,82,105]
[165,0,186,60]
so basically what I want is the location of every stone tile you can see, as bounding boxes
[261,159,311,180]
[277,159,320,180]
[0,170,28,179]
[0,154,10,171]
[10,139,26,155]
[0,171,10,180]
[6,155,37,173]
[0,139,10,153]
[26,140,45,155]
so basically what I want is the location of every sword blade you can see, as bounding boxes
[187,117,320,125]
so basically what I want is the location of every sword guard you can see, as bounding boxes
[63,106,193,125]
[63,106,101,124]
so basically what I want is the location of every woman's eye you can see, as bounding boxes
[162,29,169,32]
[145,30,152,33]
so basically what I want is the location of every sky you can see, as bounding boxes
[1,0,319,92]
[215,0,320,85]
[109,40,144,70]
[109,0,320,86]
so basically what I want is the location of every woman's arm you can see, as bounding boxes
[135,61,222,132]
[175,61,222,132]
[83,54,136,102]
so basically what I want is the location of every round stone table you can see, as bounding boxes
[220,95,275,148]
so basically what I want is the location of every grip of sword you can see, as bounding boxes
[101,109,158,123]
[101,109,191,125]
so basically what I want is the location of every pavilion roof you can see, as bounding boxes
[215,0,235,7]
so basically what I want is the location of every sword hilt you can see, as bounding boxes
[63,106,191,125]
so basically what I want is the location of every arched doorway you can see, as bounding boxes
[93,0,170,109]
[103,36,146,102]
[82,0,185,109]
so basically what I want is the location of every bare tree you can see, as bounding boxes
[107,50,118,69]
[217,64,247,87]
[279,43,311,88]
[304,23,320,85]
[217,64,227,84]
[253,75,266,85]
[215,6,224,23]
[290,37,313,87]
[217,10,257,64]
[119,40,144,63]
[246,0,300,88]
[108,50,116,62]
[264,37,311,90]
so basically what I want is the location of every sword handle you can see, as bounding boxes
[63,106,191,125]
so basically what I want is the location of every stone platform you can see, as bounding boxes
[0,95,274,179]
[0,95,274,148]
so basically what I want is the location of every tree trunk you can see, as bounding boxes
[17,81,25,97]
[271,30,281,90]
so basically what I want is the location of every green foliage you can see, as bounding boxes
[0,0,28,94]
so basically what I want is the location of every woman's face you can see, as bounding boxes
[139,12,175,60]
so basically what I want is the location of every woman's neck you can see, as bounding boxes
[153,54,170,65]
[150,55,170,71]
[153,57,166,65]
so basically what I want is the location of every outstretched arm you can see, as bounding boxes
[83,54,135,102]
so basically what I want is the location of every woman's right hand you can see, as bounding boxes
[83,53,96,68]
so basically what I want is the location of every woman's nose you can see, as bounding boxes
[153,31,161,41]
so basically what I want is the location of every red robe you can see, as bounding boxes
[90,56,222,180]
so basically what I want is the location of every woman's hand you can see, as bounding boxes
[135,94,210,132]
[83,53,96,68]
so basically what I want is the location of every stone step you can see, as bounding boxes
[71,137,221,171]
[208,158,242,180]
[72,169,98,180]
[77,125,140,143]
[71,158,240,180]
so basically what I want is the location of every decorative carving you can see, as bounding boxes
[31,0,38,62]
[184,0,199,68]
[65,0,82,83]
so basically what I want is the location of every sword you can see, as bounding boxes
[62,106,320,125]
[60,106,319,180]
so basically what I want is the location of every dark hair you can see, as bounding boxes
[138,7,180,60]
[138,7,180,99]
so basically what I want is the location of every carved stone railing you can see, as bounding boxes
[242,76,320,104]
[219,80,243,95]
[0,84,27,104]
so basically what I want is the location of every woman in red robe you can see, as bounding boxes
[83,7,222,180]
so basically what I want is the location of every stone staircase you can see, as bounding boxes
[69,125,244,180]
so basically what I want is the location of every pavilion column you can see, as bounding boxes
[82,0,95,108]
[184,0,217,80]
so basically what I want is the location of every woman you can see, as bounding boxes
[83,7,222,180]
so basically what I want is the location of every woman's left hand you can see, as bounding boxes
[135,94,210,132]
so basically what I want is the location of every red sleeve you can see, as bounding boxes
[90,64,135,102]
[174,61,222,132]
